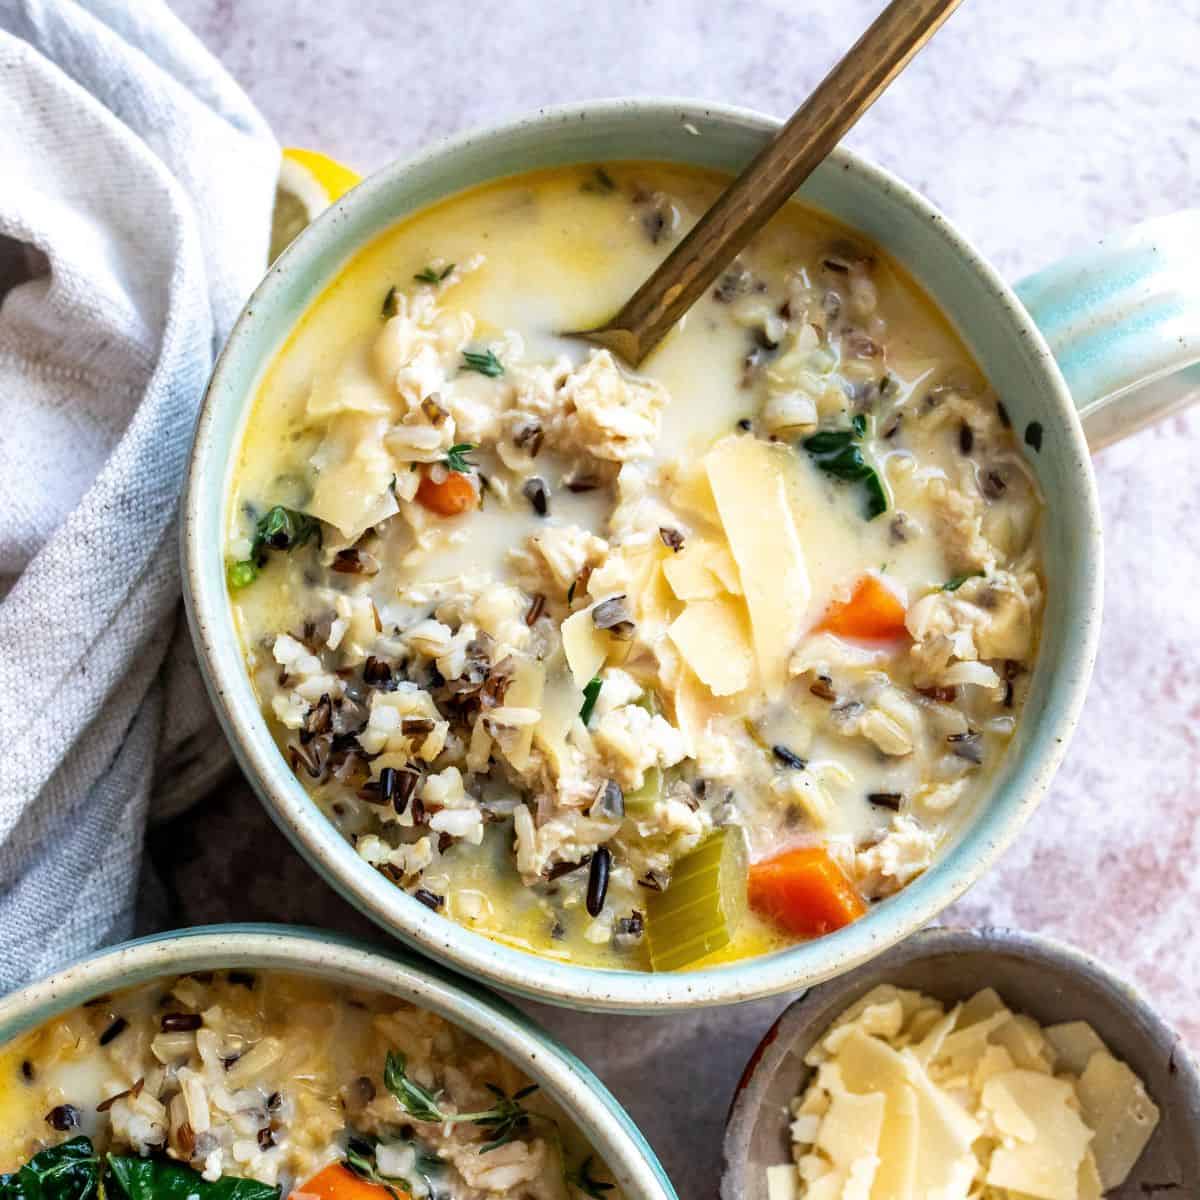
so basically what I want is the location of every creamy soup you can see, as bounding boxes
[226,163,1044,971]
[0,970,618,1199]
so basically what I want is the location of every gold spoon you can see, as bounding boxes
[572,0,965,366]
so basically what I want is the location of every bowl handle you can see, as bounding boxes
[1015,209,1200,451]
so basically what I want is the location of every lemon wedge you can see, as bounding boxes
[271,147,361,262]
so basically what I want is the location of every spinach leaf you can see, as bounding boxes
[0,1138,100,1200]
[579,677,602,726]
[106,1156,279,1200]
[801,419,889,520]
[227,504,322,590]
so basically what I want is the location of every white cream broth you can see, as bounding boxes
[227,164,1044,971]
[0,970,615,1198]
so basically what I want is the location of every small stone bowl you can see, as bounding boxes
[720,926,1200,1199]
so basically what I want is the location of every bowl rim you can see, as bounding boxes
[719,924,1200,1199]
[0,923,678,1200]
[182,95,1103,1013]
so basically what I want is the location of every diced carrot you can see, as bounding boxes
[747,846,867,938]
[415,468,478,516]
[818,574,908,640]
[293,1163,407,1200]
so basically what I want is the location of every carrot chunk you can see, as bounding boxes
[415,468,477,516]
[818,574,907,640]
[747,846,867,938]
[294,1163,407,1200]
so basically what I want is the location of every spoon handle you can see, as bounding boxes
[591,0,965,365]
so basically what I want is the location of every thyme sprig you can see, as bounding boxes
[344,1135,409,1200]
[942,571,985,592]
[383,1052,540,1153]
[567,1155,615,1198]
[461,348,504,378]
[444,443,477,474]
[414,263,455,285]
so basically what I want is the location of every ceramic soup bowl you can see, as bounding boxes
[721,926,1200,1198]
[182,99,1200,1013]
[0,925,678,1200]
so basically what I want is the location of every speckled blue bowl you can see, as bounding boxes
[182,99,1200,1013]
[0,925,678,1200]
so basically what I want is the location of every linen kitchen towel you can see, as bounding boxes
[0,0,278,986]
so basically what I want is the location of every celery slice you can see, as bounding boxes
[646,828,748,971]
[624,691,664,811]
[624,765,662,811]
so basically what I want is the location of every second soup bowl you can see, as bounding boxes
[183,99,1200,1012]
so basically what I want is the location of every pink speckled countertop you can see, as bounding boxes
[159,2,1200,1193]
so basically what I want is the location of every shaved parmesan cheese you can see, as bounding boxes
[560,607,611,690]
[671,458,722,527]
[984,1071,1093,1199]
[706,543,743,594]
[816,1088,885,1169]
[704,436,810,694]
[872,1082,918,1200]
[1076,1049,1161,1189]
[764,1164,800,1200]
[502,659,545,771]
[785,985,1159,1200]
[1077,1148,1103,1200]
[1044,1020,1107,1076]
[668,597,754,696]
[534,670,579,775]
[307,413,398,538]
[662,540,725,600]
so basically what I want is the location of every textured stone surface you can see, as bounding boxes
[161,2,1200,1194]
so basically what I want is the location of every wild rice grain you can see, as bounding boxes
[99,1016,128,1045]
[45,1104,80,1130]
[522,477,549,516]
[586,847,612,917]
[772,745,807,770]
[160,1012,202,1032]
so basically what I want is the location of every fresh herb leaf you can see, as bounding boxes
[801,421,889,521]
[567,1156,615,1199]
[461,348,504,378]
[444,443,477,474]
[381,285,400,318]
[384,1051,445,1123]
[383,1052,540,1153]
[227,504,322,590]
[579,677,602,725]
[862,469,888,520]
[414,263,455,285]
[343,1137,407,1200]
[0,1137,100,1200]
[106,1155,279,1200]
[473,1083,539,1153]
[942,571,985,592]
